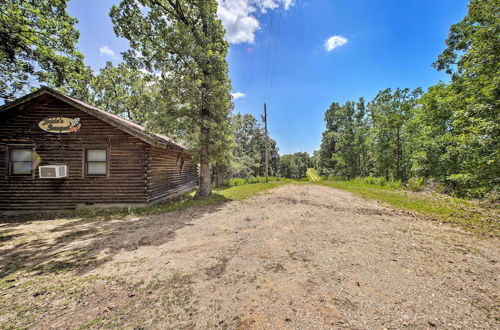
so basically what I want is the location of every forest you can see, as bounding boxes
[1,0,498,199]
[314,0,498,198]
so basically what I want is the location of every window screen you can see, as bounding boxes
[9,149,33,176]
[86,149,107,176]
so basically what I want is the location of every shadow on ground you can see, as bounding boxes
[0,194,230,279]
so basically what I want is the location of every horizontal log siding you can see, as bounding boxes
[0,97,148,211]
[145,145,197,202]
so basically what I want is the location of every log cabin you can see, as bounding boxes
[0,87,197,214]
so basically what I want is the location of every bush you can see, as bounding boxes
[408,177,426,192]
[353,177,363,183]
[427,180,448,194]
[229,178,246,186]
[228,176,282,187]
[387,179,402,189]
[374,177,387,186]
[327,175,336,181]
[363,177,375,185]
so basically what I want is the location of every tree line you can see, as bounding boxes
[314,0,498,198]
[2,0,497,198]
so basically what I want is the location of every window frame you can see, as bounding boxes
[6,145,36,178]
[84,148,109,177]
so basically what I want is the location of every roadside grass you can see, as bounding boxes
[216,179,295,201]
[315,180,499,237]
[306,168,322,182]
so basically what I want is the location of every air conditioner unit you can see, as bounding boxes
[39,165,68,178]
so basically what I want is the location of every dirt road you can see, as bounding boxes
[1,184,498,329]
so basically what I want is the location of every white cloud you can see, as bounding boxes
[217,0,295,44]
[324,35,348,52]
[99,45,119,60]
[231,91,246,99]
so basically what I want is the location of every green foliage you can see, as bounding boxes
[228,176,281,186]
[368,88,422,181]
[229,113,279,178]
[110,0,233,196]
[279,152,311,179]
[92,63,158,125]
[316,0,499,199]
[318,98,371,178]
[0,0,93,102]
[408,177,426,192]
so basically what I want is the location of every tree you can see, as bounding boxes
[353,97,371,177]
[317,99,372,179]
[431,0,499,197]
[0,0,91,102]
[408,83,458,182]
[279,152,310,179]
[230,113,279,178]
[369,88,421,181]
[318,102,340,175]
[110,0,233,197]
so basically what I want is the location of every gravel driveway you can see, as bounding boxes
[1,184,498,329]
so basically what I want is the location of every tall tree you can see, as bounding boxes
[431,0,499,196]
[318,102,340,175]
[0,0,91,102]
[369,88,421,181]
[279,152,311,179]
[90,62,187,139]
[353,97,371,177]
[408,83,458,181]
[317,99,372,179]
[230,113,279,178]
[111,0,233,197]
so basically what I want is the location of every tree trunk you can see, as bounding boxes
[396,127,402,180]
[196,125,211,197]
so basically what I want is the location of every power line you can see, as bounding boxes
[263,9,275,103]
[265,4,283,103]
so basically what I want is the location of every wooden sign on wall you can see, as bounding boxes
[38,117,81,133]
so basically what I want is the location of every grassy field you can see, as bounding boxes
[314,180,499,237]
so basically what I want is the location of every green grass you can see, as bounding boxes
[314,180,499,237]
[306,168,322,182]
[216,179,294,201]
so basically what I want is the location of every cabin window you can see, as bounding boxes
[176,153,184,174]
[86,149,107,176]
[9,148,34,176]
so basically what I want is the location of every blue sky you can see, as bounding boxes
[68,0,469,155]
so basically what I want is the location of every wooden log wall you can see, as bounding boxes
[0,95,149,211]
[145,145,197,202]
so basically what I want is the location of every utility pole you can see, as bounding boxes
[264,103,269,183]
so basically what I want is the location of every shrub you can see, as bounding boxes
[228,176,282,187]
[388,179,402,189]
[353,177,363,183]
[229,178,246,186]
[363,177,376,185]
[408,177,426,192]
[374,177,387,186]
